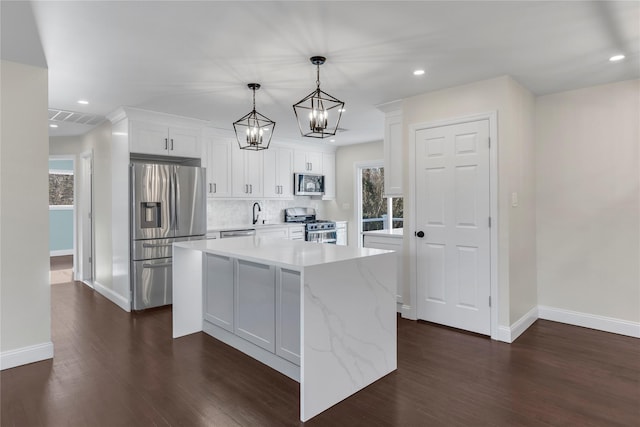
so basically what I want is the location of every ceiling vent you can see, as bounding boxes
[48,108,104,125]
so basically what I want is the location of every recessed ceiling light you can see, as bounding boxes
[77,100,89,105]
[49,124,58,128]
[413,69,425,76]
[609,54,625,62]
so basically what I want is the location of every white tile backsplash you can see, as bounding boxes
[207,197,327,229]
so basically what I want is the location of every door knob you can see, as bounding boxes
[415,231,425,238]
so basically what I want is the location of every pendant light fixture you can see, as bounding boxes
[233,83,275,151]
[292,56,345,139]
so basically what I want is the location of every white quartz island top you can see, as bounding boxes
[174,236,392,270]
[361,228,404,238]
[172,237,397,422]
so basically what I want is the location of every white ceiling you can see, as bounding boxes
[15,1,640,144]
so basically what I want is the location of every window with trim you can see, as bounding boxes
[358,165,403,244]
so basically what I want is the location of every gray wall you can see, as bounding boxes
[1,60,52,365]
[536,79,640,322]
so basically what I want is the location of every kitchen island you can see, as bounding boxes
[172,237,397,422]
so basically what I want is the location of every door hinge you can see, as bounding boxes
[488,217,492,228]
[88,256,92,263]
[489,296,491,307]
[488,137,491,148]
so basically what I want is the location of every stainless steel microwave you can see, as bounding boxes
[294,173,325,196]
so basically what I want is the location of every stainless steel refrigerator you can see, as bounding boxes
[130,162,206,310]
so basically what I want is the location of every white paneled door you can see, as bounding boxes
[415,119,491,335]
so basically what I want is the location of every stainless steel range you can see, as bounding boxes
[284,207,336,244]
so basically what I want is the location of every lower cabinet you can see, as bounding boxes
[276,268,301,365]
[235,260,276,352]
[256,227,289,240]
[204,254,234,331]
[204,254,301,365]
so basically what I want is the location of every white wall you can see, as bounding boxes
[402,75,537,329]
[81,122,114,298]
[325,141,384,246]
[0,60,53,368]
[536,80,640,323]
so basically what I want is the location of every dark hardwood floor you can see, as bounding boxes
[2,281,639,426]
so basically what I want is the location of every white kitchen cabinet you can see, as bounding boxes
[202,138,233,198]
[322,152,336,200]
[289,226,305,241]
[234,259,276,352]
[276,268,301,365]
[263,147,293,199]
[294,150,323,173]
[232,147,264,197]
[335,221,347,246]
[130,121,201,158]
[363,231,403,311]
[377,101,403,196]
[256,226,289,240]
[204,253,234,332]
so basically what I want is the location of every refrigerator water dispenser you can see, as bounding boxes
[141,202,161,228]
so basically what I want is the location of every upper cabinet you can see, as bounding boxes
[202,133,233,198]
[322,152,336,200]
[294,150,323,174]
[130,121,202,158]
[107,107,205,159]
[264,146,294,199]
[232,147,264,198]
[377,101,403,197]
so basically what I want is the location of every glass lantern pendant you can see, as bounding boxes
[293,56,345,139]
[233,83,275,151]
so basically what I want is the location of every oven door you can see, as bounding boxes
[306,229,337,244]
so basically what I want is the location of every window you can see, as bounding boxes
[357,162,403,246]
[49,159,74,206]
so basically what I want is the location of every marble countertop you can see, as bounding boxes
[207,223,304,233]
[175,236,393,270]
[361,228,404,238]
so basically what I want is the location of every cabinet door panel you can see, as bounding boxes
[276,268,301,365]
[278,148,294,198]
[204,254,234,331]
[169,127,201,158]
[234,260,275,351]
[245,150,263,197]
[322,152,335,200]
[131,121,168,156]
[210,141,232,198]
[263,149,279,198]
[307,151,323,173]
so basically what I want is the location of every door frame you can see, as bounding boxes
[48,154,77,275]
[407,111,499,340]
[79,150,95,286]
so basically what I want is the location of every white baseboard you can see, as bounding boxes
[50,249,73,257]
[93,281,131,312]
[400,304,416,320]
[1,341,54,370]
[538,305,640,338]
[497,306,539,343]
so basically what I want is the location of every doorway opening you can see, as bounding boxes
[355,161,403,247]
[48,156,75,284]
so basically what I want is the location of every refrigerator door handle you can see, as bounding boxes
[173,169,180,232]
[142,262,173,269]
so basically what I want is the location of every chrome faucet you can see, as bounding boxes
[252,202,262,225]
